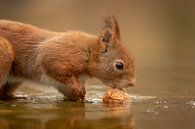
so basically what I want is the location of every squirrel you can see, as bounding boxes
[0,16,135,101]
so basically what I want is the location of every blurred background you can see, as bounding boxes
[0,0,195,97]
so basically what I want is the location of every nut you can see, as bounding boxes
[103,88,131,103]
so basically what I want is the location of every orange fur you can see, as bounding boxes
[0,16,135,101]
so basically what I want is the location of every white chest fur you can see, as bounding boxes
[40,74,88,96]
[40,74,64,87]
[40,74,88,86]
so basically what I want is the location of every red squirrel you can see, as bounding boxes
[0,16,135,101]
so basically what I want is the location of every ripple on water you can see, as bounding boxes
[187,101,195,108]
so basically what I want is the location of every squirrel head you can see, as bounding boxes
[89,16,136,89]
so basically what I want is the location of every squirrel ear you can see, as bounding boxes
[99,16,121,52]
[99,29,113,52]
[101,30,113,44]
[102,15,121,41]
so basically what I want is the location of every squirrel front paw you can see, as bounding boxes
[56,76,86,101]
[68,83,86,101]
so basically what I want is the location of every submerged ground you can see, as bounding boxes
[0,86,194,129]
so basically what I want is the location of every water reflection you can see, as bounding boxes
[0,98,134,129]
[1,96,194,129]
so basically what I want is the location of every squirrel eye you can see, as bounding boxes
[115,62,124,70]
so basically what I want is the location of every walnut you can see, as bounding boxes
[103,88,131,103]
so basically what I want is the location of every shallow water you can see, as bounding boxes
[0,0,195,129]
[0,93,194,129]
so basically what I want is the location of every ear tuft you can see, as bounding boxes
[103,15,115,30]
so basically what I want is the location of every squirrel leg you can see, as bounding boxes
[0,36,14,99]
[54,75,86,101]
[40,52,86,101]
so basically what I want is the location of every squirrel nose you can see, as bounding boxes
[128,79,136,87]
